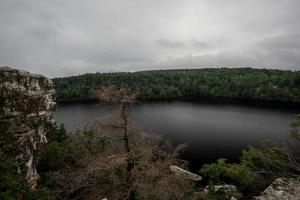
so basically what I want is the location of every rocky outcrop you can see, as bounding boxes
[0,66,56,188]
[169,165,202,181]
[204,184,241,200]
[255,178,300,200]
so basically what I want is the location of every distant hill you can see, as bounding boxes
[52,68,300,104]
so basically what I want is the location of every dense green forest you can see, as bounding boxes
[53,68,300,104]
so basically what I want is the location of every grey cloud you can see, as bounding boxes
[257,33,300,51]
[191,40,213,49]
[155,49,300,71]
[157,39,212,49]
[0,0,299,77]
[157,39,186,48]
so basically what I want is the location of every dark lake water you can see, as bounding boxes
[53,101,299,171]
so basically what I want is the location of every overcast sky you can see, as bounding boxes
[0,0,300,77]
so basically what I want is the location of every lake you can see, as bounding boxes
[53,101,299,171]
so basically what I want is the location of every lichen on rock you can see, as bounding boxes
[0,66,56,188]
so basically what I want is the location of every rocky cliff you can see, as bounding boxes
[0,66,56,188]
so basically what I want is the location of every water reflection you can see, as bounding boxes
[54,101,298,170]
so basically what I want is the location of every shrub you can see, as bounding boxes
[0,151,52,200]
[200,137,300,196]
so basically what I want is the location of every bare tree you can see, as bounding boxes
[93,86,137,199]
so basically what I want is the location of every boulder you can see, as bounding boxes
[204,184,242,199]
[255,178,300,200]
[0,66,56,188]
[169,165,202,181]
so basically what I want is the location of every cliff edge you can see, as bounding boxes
[0,66,56,188]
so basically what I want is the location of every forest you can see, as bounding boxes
[53,68,300,104]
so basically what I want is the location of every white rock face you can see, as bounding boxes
[0,66,56,188]
[255,178,300,200]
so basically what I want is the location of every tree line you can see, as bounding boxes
[53,68,300,104]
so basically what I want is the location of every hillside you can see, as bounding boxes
[53,68,300,104]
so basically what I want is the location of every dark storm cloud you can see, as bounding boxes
[0,0,299,77]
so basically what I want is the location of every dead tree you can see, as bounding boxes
[93,86,137,199]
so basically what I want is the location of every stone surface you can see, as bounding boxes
[169,165,202,181]
[204,184,242,199]
[0,66,56,188]
[255,178,300,200]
